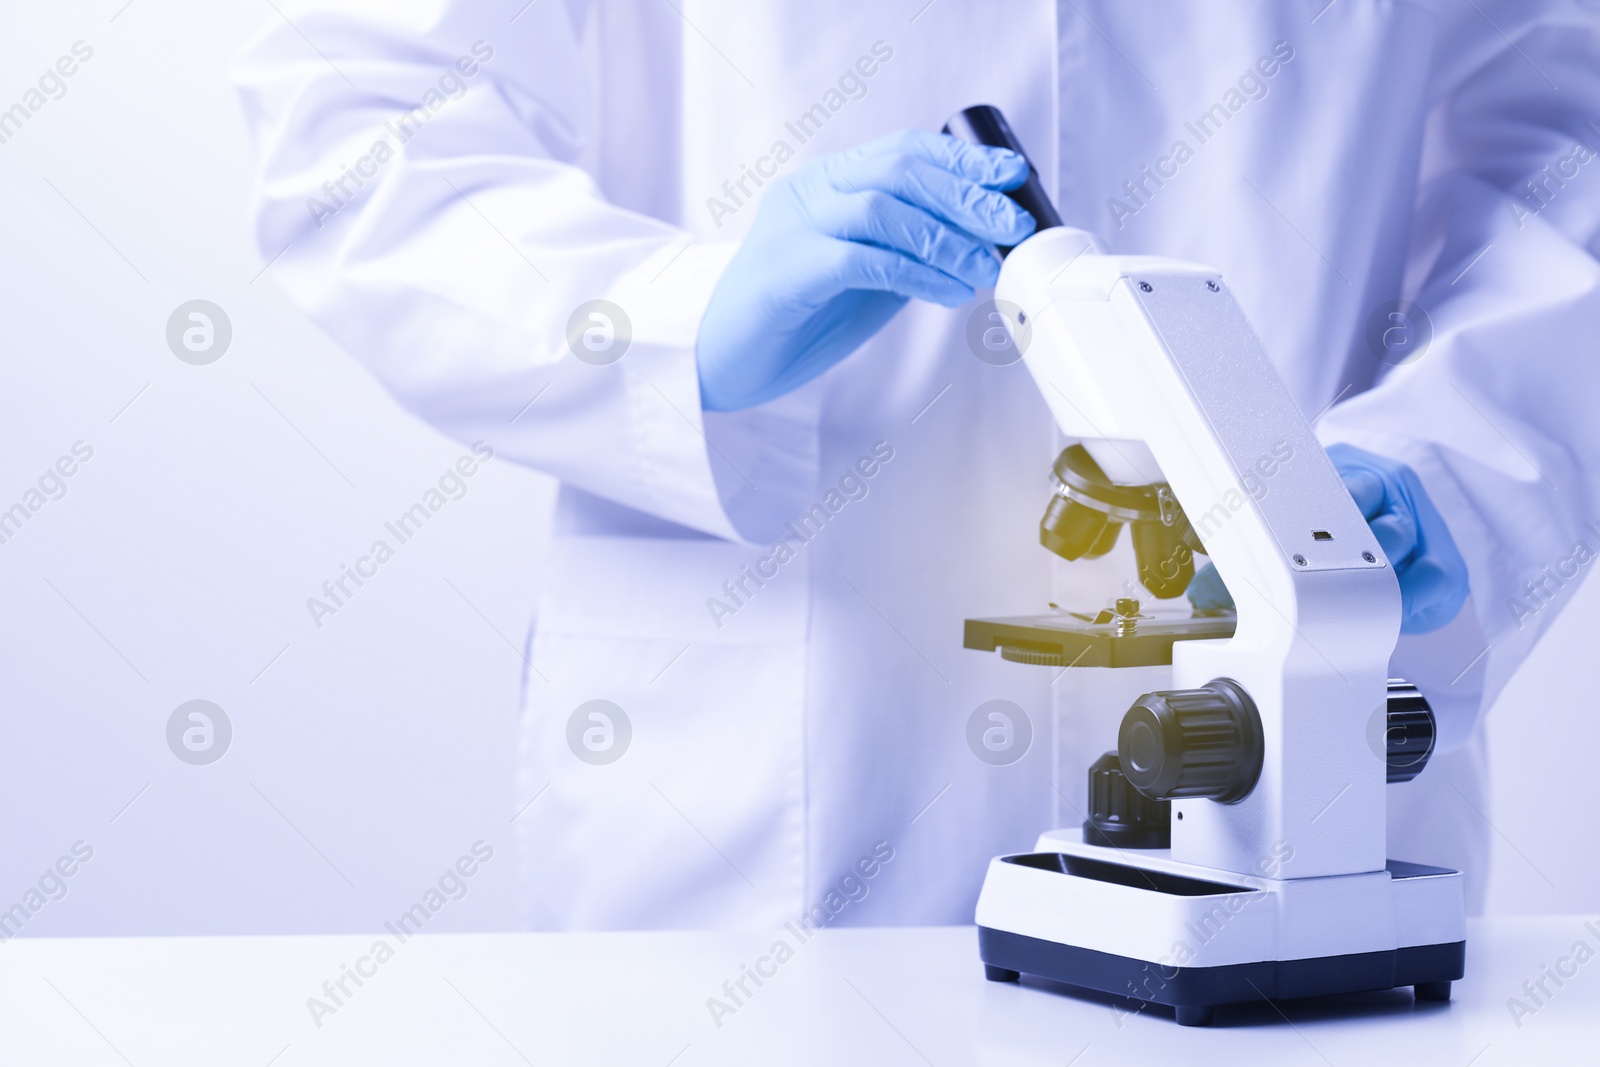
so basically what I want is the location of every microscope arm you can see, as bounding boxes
[996,227,1401,878]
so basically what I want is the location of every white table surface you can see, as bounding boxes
[1,918,1594,1065]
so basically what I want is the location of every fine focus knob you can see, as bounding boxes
[1384,679,1436,784]
[1082,751,1171,849]
[1118,678,1263,803]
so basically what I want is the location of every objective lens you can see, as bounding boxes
[1040,496,1119,561]
[1132,520,1194,599]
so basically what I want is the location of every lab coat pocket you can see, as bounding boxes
[516,534,810,930]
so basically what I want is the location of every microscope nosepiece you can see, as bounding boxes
[1039,445,1200,597]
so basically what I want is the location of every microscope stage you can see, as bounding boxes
[963,608,1235,668]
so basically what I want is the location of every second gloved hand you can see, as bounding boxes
[1187,444,1470,633]
[696,131,1037,411]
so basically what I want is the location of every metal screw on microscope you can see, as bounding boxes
[1363,551,1377,563]
[1293,554,1307,566]
[1139,281,1153,292]
[967,300,1030,366]
[1206,280,1220,292]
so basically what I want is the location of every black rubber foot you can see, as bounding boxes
[976,926,1466,1025]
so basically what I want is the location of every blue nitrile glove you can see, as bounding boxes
[1186,444,1469,634]
[696,130,1037,411]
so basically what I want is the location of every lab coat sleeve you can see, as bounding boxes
[230,0,814,543]
[1317,1,1600,749]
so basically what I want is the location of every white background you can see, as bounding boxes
[0,1,1594,937]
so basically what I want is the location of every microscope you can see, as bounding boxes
[945,107,1465,1026]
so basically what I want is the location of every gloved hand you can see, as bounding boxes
[1186,444,1469,633]
[696,131,1037,411]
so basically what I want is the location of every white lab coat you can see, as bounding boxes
[235,0,1600,926]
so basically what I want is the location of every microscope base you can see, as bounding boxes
[974,836,1466,1026]
[978,926,1464,1026]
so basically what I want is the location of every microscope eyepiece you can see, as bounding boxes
[942,104,1062,255]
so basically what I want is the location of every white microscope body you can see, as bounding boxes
[969,227,1465,1025]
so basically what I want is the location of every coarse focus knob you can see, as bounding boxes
[1082,751,1170,849]
[1385,679,1436,784]
[1118,678,1263,803]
